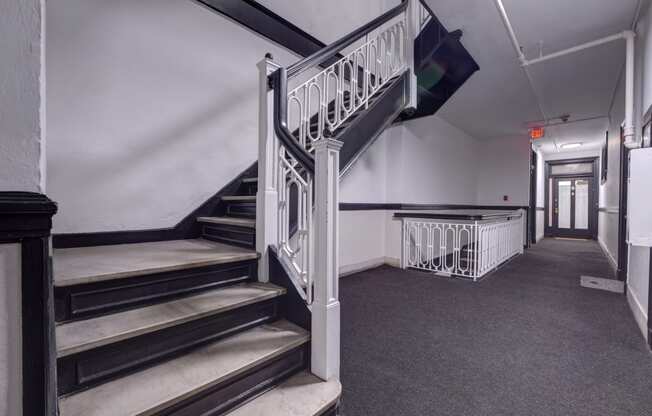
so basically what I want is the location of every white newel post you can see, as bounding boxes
[406,0,419,109]
[256,55,281,283]
[311,138,343,381]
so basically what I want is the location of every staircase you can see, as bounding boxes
[50,1,472,414]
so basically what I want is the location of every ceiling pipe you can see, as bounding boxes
[493,0,640,150]
[623,30,638,148]
[492,0,558,150]
[522,32,630,67]
[520,29,638,149]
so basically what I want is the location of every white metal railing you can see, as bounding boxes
[401,214,524,281]
[258,0,424,381]
[287,20,408,155]
[276,146,314,303]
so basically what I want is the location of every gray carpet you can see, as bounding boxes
[340,238,652,416]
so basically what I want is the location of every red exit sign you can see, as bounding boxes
[530,127,545,139]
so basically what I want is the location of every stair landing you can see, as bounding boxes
[54,239,258,287]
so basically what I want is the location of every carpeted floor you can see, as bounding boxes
[340,238,652,416]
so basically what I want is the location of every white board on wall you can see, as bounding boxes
[628,148,652,247]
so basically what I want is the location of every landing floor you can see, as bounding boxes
[340,238,652,415]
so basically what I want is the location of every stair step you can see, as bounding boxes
[228,371,341,416]
[222,195,257,202]
[58,320,309,416]
[241,177,258,183]
[198,216,256,229]
[54,239,258,288]
[56,282,285,358]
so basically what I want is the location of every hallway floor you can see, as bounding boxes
[340,239,652,416]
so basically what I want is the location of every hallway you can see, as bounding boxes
[340,239,652,416]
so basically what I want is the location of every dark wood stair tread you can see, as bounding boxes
[56,282,284,357]
[58,320,309,416]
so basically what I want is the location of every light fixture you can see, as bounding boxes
[561,142,582,150]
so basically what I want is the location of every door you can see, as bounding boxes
[552,177,594,238]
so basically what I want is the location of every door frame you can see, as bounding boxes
[617,126,629,281]
[551,176,595,239]
[529,148,538,245]
[544,157,599,240]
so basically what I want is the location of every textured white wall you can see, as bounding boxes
[340,132,388,203]
[475,136,531,205]
[1,1,45,412]
[339,211,388,275]
[46,0,299,234]
[0,0,46,192]
[254,0,397,44]
[385,116,480,204]
[0,244,22,416]
[339,114,482,272]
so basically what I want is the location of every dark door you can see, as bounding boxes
[551,176,595,239]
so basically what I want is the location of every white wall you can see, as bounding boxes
[46,0,300,234]
[598,81,624,269]
[339,114,482,273]
[1,1,45,413]
[386,116,480,204]
[0,0,46,192]
[617,2,652,340]
[475,136,531,205]
[254,0,396,45]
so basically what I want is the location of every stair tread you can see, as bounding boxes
[58,320,309,416]
[198,216,256,228]
[56,282,285,357]
[54,239,258,287]
[227,371,341,416]
[222,195,257,202]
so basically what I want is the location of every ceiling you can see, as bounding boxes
[426,0,643,153]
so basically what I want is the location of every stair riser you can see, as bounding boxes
[237,181,258,196]
[202,224,255,250]
[55,260,257,322]
[226,202,256,219]
[156,344,309,416]
[57,298,282,396]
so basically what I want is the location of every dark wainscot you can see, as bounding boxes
[0,192,58,416]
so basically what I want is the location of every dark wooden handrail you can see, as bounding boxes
[271,68,316,173]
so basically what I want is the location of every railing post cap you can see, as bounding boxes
[257,54,281,72]
[313,138,344,151]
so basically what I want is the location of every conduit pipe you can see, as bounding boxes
[492,0,556,149]
[493,0,639,149]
